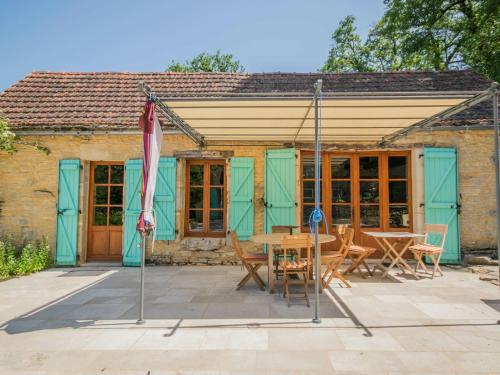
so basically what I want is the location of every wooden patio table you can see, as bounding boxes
[364,231,425,279]
[250,233,336,293]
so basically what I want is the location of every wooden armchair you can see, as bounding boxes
[409,224,448,278]
[230,232,267,290]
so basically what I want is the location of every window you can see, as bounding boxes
[185,160,226,236]
[387,155,409,228]
[301,152,411,232]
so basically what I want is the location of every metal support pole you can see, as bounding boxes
[137,235,146,324]
[313,79,322,324]
[492,83,500,285]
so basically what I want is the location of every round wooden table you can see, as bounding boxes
[250,233,336,293]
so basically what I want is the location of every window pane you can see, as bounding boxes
[189,164,204,185]
[332,181,350,203]
[331,157,350,178]
[93,207,107,226]
[188,210,203,231]
[332,205,351,225]
[94,186,108,204]
[389,206,409,228]
[360,182,379,203]
[210,165,224,185]
[109,207,123,225]
[389,181,407,203]
[303,157,315,179]
[302,205,315,226]
[389,156,407,179]
[110,165,124,183]
[359,157,378,179]
[209,210,224,231]
[360,206,379,228]
[94,165,108,183]
[210,187,224,209]
[109,186,123,205]
[303,181,316,203]
[189,187,203,208]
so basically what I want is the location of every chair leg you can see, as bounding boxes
[334,270,351,288]
[362,259,373,276]
[430,252,443,278]
[303,272,310,307]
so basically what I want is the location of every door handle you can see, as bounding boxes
[57,208,69,216]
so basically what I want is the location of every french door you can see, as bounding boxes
[87,162,124,261]
[301,151,412,250]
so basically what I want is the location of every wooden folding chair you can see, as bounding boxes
[279,234,312,307]
[409,224,448,278]
[321,227,354,288]
[338,224,375,278]
[230,232,267,290]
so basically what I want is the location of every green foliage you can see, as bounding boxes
[166,50,245,73]
[0,236,52,280]
[322,0,500,81]
[0,116,16,154]
[0,115,50,155]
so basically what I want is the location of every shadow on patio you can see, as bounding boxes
[1,265,366,335]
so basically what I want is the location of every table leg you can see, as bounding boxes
[381,239,420,279]
[371,237,393,275]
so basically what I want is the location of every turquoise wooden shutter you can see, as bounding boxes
[123,159,142,266]
[154,157,177,240]
[424,147,461,264]
[55,159,80,266]
[230,157,254,240]
[264,148,296,234]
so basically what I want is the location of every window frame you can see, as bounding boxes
[184,159,227,237]
[300,151,412,234]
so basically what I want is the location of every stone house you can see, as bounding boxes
[0,70,497,266]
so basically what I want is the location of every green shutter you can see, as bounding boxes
[123,159,142,266]
[55,159,80,266]
[230,157,254,240]
[154,157,177,240]
[264,148,296,234]
[424,147,461,264]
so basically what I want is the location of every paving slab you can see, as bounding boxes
[0,265,499,374]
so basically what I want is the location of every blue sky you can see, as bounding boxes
[0,0,385,91]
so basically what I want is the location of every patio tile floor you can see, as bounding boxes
[0,265,499,374]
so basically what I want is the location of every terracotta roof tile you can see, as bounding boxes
[0,70,494,130]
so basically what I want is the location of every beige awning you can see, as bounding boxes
[161,91,487,144]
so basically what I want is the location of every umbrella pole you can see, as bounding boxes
[137,235,146,324]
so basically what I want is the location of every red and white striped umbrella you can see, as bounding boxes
[136,99,163,235]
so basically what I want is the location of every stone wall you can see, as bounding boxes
[0,128,497,265]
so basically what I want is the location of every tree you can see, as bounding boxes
[166,50,245,73]
[0,116,15,154]
[0,115,49,154]
[322,0,500,81]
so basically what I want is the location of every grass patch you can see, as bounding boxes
[0,236,52,280]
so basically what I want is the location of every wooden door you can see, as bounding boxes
[87,162,124,261]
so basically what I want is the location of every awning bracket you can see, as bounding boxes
[139,81,205,147]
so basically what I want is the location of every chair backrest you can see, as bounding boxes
[337,224,348,237]
[281,234,312,271]
[338,227,355,257]
[230,231,245,260]
[423,223,448,248]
